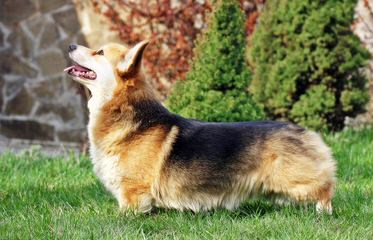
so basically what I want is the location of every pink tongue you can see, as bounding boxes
[64,65,90,72]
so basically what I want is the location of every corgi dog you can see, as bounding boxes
[64,41,336,214]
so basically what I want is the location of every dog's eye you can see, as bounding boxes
[96,49,104,55]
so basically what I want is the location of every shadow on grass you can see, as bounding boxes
[230,201,277,218]
[148,200,278,219]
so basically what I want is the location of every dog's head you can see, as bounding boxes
[64,41,149,111]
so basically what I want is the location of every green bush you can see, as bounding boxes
[248,0,370,130]
[166,0,264,122]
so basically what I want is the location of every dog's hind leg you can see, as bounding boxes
[280,180,335,215]
[259,150,336,214]
[315,182,334,215]
[262,167,335,215]
[259,129,336,214]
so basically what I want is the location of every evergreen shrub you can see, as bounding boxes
[248,0,370,130]
[167,0,264,122]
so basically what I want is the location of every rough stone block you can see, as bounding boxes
[36,50,66,76]
[35,102,77,122]
[40,0,68,13]
[53,8,80,35]
[6,26,35,58]
[6,27,20,50]
[0,119,55,140]
[31,76,64,99]
[0,50,38,78]
[39,22,59,49]
[19,27,35,58]
[0,28,4,48]
[0,78,4,111]
[25,14,45,38]
[57,129,86,142]
[0,0,37,25]
[13,56,38,78]
[4,86,35,115]
[4,77,25,97]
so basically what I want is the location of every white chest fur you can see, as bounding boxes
[87,112,124,203]
[89,143,122,200]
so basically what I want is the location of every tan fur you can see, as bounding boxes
[67,41,336,214]
[150,129,336,213]
[90,78,178,211]
[258,130,336,203]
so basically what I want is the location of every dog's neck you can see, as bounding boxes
[87,77,173,147]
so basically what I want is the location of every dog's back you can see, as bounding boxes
[153,117,335,213]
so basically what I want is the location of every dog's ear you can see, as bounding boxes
[117,40,149,78]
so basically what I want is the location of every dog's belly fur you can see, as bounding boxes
[90,116,336,213]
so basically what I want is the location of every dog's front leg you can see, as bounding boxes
[119,185,153,213]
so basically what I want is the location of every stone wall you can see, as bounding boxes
[0,0,88,143]
[351,0,373,125]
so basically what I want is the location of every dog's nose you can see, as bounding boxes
[68,44,77,52]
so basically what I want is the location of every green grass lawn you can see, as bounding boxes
[1,128,373,239]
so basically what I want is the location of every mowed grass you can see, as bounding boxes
[1,128,373,239]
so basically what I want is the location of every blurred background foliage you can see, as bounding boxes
[166,0,264,122]
[93,0,372,131]
[0,0,372,149]
[91,0,264,96]
[248,0,370,131]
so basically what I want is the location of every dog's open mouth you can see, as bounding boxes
[64,64,97,80]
